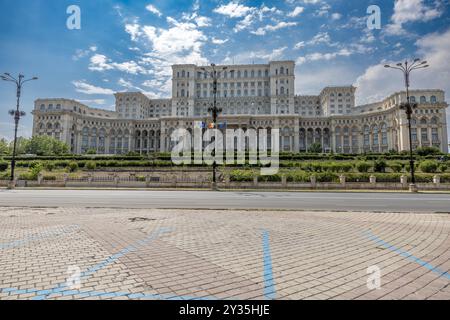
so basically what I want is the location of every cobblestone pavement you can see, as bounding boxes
[0,207,449,300]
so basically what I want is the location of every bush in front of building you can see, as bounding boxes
[419,160,439,173]
[0,160,8,172]
[373,159,387,173]
[415,147,442,156]
[355,161,372,173]
[388,161,403,173]
[67,161,79,172]
[85,161,97,170]
[229,170,254,182]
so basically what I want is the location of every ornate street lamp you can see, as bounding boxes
[201,64,229,190]
[384,59,429,192]
[1,73,38,188]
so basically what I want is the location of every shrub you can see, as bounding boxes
[440,163,448,173]
[374,173,402,182]
[0,172,9,180]
[345,173,371,183]
[85,161,97,170]
[389,161,403,173]
[0,161,8,172]
[315,172,339,183]
[230,170,254,182]
[340,162,354,173]
[374,159,387,173]
[416,147,442,156]
[44,161,55,172]
[259,174,282,182]
[29,160,42,170]
[286,171,310,183]
[308,142,322,153]
[356,161,371,173]
[67,162,79,172]
[30,163,43,180]
[419,160,439,173]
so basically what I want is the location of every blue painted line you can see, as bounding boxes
[32,227,172,300]
[0,225,80,250]
[0,286,216,300]
[262,230,276,300]
[364,230,450,280]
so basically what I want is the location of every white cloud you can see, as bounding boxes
[118,78,134,88]
[215,1,283,32]
[251,21,297,36]
[288,7,304,17]
[296,48,353,64]
[78,99,106,105]
[355,28,450,106]
[314,4,331,17]
[212,37,229,45]
[386,0,443,35]
[88,53,148,75]
[294,41,305,49]
[88,54,114,71]
[72,46,97,61]
[122,17,209,95]
[72,80,114,95]
[125,23,142,41]
[331,13,342,20]
[308,31,333,45]
[195,15,212,27]
[213,1,253,18]
[223,46,287,64]
[145,4,162,17]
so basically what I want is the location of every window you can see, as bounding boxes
[410,96,416,103]
[421,128,428,142]
[373,126,379,145]
[432,128,439,142]
[411,128,417,142]
[430,96,437,103]
[420,96,426,103]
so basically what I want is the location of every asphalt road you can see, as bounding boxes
[0,189,450,212]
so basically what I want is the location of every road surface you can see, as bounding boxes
[0,189,449,212]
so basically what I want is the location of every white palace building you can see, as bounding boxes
[32,61,449,154]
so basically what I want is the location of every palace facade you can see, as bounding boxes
[32,61,449,154]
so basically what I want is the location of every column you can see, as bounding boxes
[294,124,299,152]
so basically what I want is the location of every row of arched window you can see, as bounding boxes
[410,96,438,103]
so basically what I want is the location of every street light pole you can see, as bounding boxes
[201,64,227,190]
[1,73,38,188]
[384,59,429,192]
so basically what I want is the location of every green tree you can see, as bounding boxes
[25,136,69,156]
[10,137,30,155]
[308,142,322,153]
[0,138,9,155]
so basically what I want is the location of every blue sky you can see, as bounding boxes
[0,0,449,141]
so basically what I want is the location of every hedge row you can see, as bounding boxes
[229,170,450,183]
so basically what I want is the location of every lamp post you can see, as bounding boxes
[384,59,429,192]
[1,73,38,188]
[201,64,228,190]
